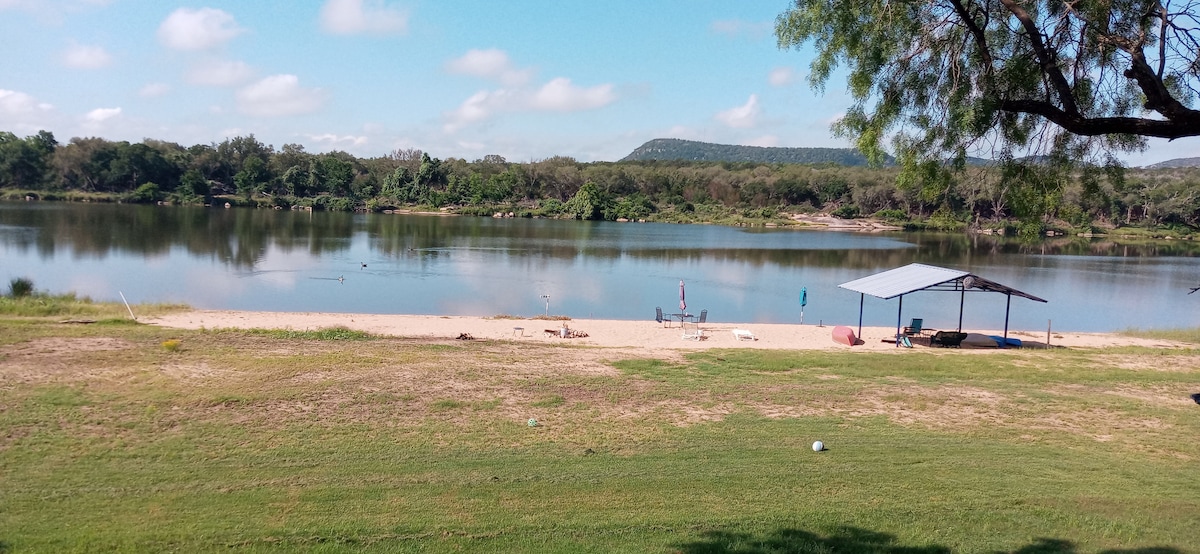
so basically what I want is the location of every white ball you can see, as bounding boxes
[812,440,824,452]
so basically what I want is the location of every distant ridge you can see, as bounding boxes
[1145,157,1200,169]
[619,138,891,166]
[620,138,1195,169]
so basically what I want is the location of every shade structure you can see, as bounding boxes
[679,280,686,312]
[838,263,1047,346]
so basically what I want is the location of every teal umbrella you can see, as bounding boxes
[800,287,808,324]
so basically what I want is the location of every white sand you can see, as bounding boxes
[144,310,1182,353]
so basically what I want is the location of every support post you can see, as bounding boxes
[895,295,904,347]
[857,293,864,338]
[958,285,966,332]
[1003,293,1012,345]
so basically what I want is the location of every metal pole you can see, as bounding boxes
[857,293,864,338]
[958,286,966,332]
[896,295,903,347]
[1003,294,1012,344]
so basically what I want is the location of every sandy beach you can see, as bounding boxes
[144,310,1181,352]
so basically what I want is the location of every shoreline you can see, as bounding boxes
[143,310,1182,352]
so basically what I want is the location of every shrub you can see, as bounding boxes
[873,208,908,222]
[8,277,34,297]
[831,204,860,219]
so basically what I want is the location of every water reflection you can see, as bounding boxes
[2,201,1199,331]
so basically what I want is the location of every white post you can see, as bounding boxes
[118,291,136,320]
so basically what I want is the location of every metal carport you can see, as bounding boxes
[838,263,1048,346]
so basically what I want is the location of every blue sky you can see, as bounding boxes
[1,0,1193,165]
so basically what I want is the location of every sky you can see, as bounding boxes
[0,0,1194,166]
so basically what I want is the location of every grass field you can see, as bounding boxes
[1,312,1198,553]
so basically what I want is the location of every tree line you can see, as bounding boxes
[2,129,1198,234]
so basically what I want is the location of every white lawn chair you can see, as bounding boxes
[731,329,756,341]
[681,321,704,340]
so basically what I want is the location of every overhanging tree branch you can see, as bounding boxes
[776,0,1200,163]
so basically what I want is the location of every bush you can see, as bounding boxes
[873,208,908,222]
[127,182,162,204]
[8,277,33,297]
[1017,220,1045,240]
[831,204,860,219]
[927,206,966,231]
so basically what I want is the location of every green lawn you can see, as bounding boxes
[1,318,1197,553]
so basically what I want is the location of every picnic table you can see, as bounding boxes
[669,313,694,325]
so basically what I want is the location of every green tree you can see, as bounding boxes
[318,154,354,198]
[565,181,611,220]
[178,169,210,201]
[775,0,1200,173]
[128,182,162,203]
[0,131,56,189]
[234,155,270,199]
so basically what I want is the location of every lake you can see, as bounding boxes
[2,201,1199,332]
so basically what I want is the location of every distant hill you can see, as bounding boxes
[619,138,891,166]
[1145,157,1200,169]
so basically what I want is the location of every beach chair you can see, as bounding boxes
[732,329,756,341]
[903,318,926,336]
[655,306,667,327]
[681,321,704,340]
[697,309,707,324]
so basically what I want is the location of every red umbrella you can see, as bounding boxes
[679,280,687,312]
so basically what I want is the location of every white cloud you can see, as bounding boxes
[443,77,617,132]
[443,89,517,132]
[320,0,408,35]
[710,19,772,39]
[746,135,779,147]
[85,107,121,122]
[138,83,171,97]
[308,133,368,147]
[236,75,328,117]
[0,89,54,118]
[158,8,244,51]
[715,94,761,128]
[62,43,112,69]
[446,49,532,86]
[530,78,616,112]
[768,67,795,87]
[186,59,255,87]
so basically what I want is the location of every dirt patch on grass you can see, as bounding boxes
[845,385,1009,428]
[1092,353,1200,373]
[1029,409,1171,442]
[1102,384,1196,407]
[0,337,138,384]
[160,362,231,381]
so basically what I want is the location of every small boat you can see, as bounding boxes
[832,325,860,346]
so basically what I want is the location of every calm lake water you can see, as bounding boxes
[3,201,1200,332]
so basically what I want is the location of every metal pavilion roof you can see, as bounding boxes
[839,263,967,300]
[839,263,1047,303]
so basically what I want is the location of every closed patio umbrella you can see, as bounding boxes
[679,280,687,313]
